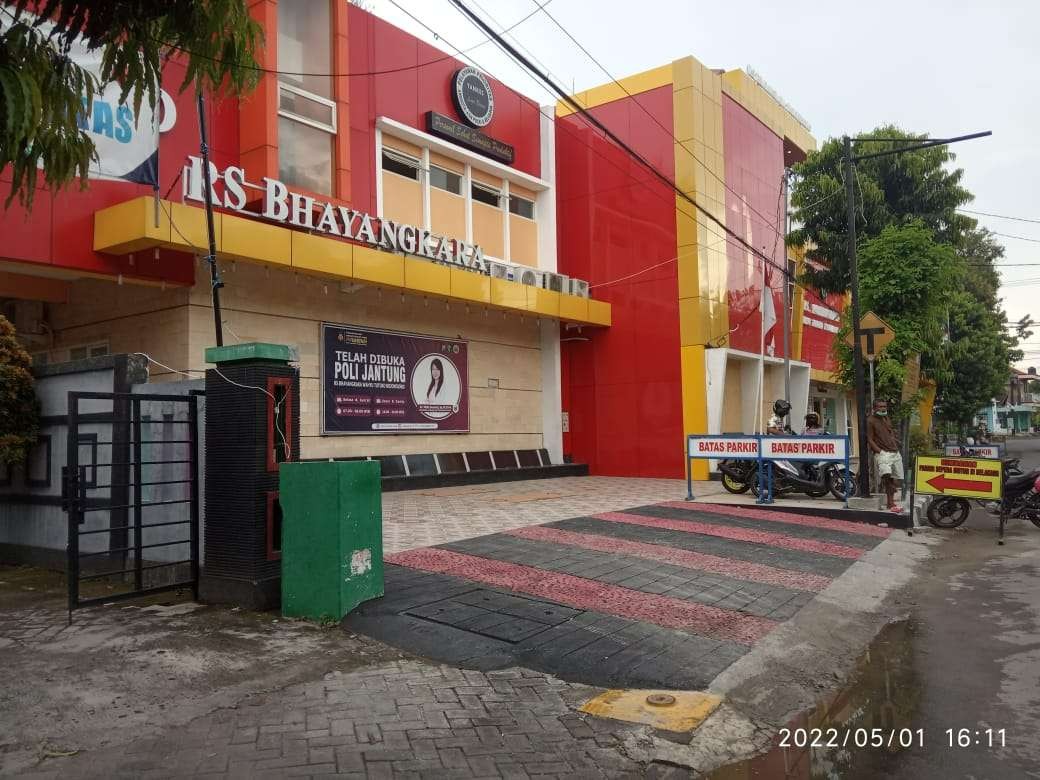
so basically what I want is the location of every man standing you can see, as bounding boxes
[868,399,903,512]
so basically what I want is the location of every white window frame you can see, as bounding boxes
[277,82,337,134]
[381,148,422,181]
[508,193,536,220]
[471,181,502,209]
[429,163,463,197]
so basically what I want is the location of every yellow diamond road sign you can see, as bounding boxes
[914,455,1002,500]
[844,311,895,359]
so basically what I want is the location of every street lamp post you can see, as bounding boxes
[843,131,991,498]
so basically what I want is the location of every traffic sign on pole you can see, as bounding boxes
[844,311,895,359]
[914,455,1002,500]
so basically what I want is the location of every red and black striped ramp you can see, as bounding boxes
[344,501,892,690]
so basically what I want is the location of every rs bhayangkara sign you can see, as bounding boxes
[914,456,1002,500]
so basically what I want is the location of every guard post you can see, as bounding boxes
[199,342,300,610]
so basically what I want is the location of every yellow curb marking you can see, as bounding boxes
[580,689,722,732]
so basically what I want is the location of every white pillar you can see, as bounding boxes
[537,105,562,463]
[540,320,563,465]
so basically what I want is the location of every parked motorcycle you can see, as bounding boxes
[747,459,857,501]
[717,459,755,494]
[926,469,1040,529]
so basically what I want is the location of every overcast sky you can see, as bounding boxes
[372,0,1039,366]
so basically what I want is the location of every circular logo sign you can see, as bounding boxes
[452,67,494,128]
[410,353,463,421]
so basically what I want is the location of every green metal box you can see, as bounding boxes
[279,461,383,621]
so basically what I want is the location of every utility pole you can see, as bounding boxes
[196,91,225,348]
[782,168,792,411]
[843,136,870,497]
[844,130,992,498]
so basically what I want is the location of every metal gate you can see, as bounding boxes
[62,390,201,610]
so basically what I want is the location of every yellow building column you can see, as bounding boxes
[673,57,728,478]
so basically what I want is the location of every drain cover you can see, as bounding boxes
[646,693,676,707]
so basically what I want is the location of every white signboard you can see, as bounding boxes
[688,436,760,459]
[761,436,848,462]
[944,444,1001,459]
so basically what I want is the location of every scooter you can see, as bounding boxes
[748,459,857,501]
[927,469,1040,529]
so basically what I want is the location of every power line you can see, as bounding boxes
[959,208,1040,225]
[990,230,1040,244]
[152,1,552,79]
[525,0,787,240]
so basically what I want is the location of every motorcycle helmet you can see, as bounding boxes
[804,412,820,425]
[773,399,792,417]
[965,437,975,446]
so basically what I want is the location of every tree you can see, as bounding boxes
[1,0,263,207]
[958,227,1003,307]
[0,314,39,465]
[938,291,1017,428]
[789,125,974,295]
[832,222,960,404]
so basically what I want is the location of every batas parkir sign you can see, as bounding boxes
[181,156,490,274]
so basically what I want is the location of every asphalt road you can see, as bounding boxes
[881,436,1040,778]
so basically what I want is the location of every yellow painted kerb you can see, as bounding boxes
[580,689,722,733]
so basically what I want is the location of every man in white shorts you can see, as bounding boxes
[867,399,903,512]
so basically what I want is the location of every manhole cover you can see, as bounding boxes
[646,693,677,707]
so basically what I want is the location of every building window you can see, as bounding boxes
[508,194,535,219]
[381,149,420,181]
[277,0,334,195]
[267,377,294,472]
[472,182,501,208]
[429,165,462,195]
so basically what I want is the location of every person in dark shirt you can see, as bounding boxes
[867,399,903,512]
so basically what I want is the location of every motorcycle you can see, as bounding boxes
[718,458,755,494]
[926,468,1040,529]
[747,458,857,501]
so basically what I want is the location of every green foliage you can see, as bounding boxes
[789,125,974,296]
[0,314,39,465]
[831,222,959,404]
[1,0,263,207]
[793,126,1021,432]
[908,426,934,459]
[938,290,1018,426]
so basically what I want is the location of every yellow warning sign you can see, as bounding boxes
[914,456,1002,499]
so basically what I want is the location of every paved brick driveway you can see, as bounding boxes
[381,477,714,553]
[349,501,891,690]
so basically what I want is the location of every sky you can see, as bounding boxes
[370,0,1039,367]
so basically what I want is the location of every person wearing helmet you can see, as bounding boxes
[803,412,824,436]
[768,399,791,435]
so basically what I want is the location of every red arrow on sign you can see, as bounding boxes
[926,474,992,493]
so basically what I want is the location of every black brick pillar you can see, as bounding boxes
[199,343,300,610]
